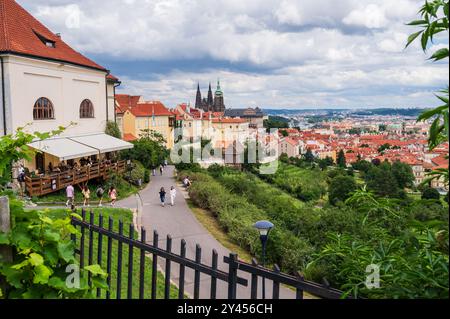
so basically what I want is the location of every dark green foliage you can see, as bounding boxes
[318,156,334,171]
[366,166,400,198]
[391,161,415,189]
[180,165,449,298]
[328,175,357,205]
[180,170,313,272]
[0,195,108,298]
[105,121,122,139]
[121,131,169,170]
[421,187,441,201]
[143,170,150,184]
[378,143,392,153]
[303,148,315,163]
[264,116,289,131]
[280,130,289,137]
[337,150,346,168]
[352,160,372,174]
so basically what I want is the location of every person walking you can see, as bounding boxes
[159,164,164,176]
[159,187,166,207]
[81,185,90,207]
[66,184,75,207]
[109,186,117,207]
[96,186,104,207]
[170,186,177,206]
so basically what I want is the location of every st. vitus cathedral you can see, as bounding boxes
[195,81,226,112]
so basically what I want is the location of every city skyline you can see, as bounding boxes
[18,0,449,109]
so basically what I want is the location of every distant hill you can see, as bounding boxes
[263,108,430,117]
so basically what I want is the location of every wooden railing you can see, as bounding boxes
[25,160,127,197]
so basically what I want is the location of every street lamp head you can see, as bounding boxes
[253,220,274,237]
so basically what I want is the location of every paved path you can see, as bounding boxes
[117,165,297,299]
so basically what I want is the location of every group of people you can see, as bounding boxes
[159,186,177,207]
[153,160,168,177]
[65,183,117,209]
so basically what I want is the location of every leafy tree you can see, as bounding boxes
[391,161,415,189]
[348,128,362,135]
[303,148,315,163]
[105,121,122,139]
[279,153,289,163]
[421,186,441,201]
[365,166,400,198]
[280,130,289,137]
[264,116,289,132]
[372,158,381,166]
[406,0,449,188]
[329,175,357,206]
[378,143,391,153]
[318,156,334,171]
[379,124,387,132]
[121,130,169,170]
[352,160,372,174]
[337,150,346,168]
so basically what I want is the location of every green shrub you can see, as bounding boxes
[128,161,145,185]
[328,175,357,206]
[0,195,107,298]
[144,170,150,184]
[421,187,441,201]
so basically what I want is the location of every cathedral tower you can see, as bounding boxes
[195,83,202,110]
[213,80,225,112]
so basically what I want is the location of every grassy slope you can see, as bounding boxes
[42,207,179,299]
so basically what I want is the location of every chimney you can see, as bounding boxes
[55,33,61,38]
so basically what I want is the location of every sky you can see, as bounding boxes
[19,0,449,109]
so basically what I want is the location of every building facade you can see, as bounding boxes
[115,94,176,149]
[0,0,132,190]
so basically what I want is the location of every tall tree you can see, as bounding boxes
[337,150,346,168]
[329,175,357,206]
[105,121,122,139]
[304,148,315,163]
[392,161,415,189]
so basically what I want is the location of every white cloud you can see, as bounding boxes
[17,0,449,109]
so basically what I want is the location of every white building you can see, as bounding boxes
[0,0,132,195]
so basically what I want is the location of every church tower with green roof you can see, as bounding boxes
[213,80,226,112]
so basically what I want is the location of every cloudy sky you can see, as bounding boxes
[19,0,449,109]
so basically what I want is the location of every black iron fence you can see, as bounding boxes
[71,210,346,300]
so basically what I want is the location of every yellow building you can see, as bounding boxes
[115,95,175,149]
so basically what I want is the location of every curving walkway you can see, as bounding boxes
[117,165,297,299]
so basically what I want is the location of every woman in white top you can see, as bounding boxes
[170,186,177,206]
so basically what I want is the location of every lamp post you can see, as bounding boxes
[253,220,274,300]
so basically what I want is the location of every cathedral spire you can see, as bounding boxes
[207,82,214,108]
[195,82,202,109]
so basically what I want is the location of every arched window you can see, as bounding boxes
[33,97,55,120]
[80,99,94,118]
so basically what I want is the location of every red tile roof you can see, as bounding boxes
[0,0,106,71]
[284,138,299,146]
[107,74,120,82]
[123,133,137,142]
[116,94,141,110]
[130,101,174,117]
